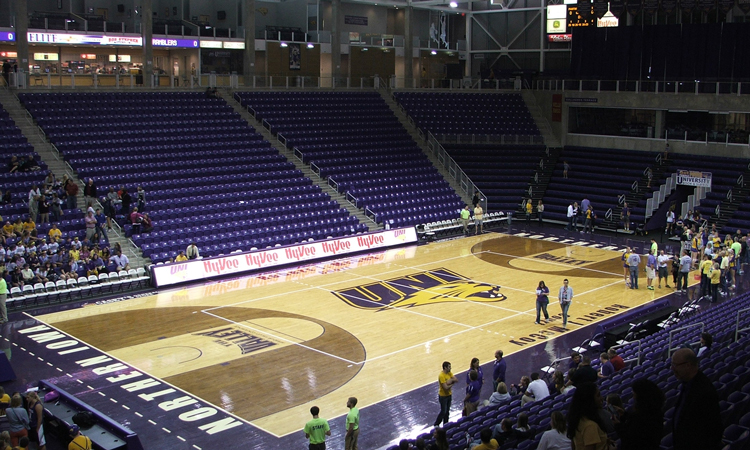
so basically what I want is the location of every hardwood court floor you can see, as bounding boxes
[36,233,689,437]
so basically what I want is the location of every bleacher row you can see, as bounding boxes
[235,90,464,228]
[394,92,541,136]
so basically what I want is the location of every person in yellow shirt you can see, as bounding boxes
[525,199,533,225]
[0,386,8,416]
[22,218,36,237]
[69,248,80,262]
[11,219,23,236]
[699,254,713,301]
[433,361,458,427]
[1,222,13,237]
[175,251,188,262]
[48,224,62,241]
[709,262,721,303]
[67,425,92,450]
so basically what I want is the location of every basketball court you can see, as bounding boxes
[29,231,689,444]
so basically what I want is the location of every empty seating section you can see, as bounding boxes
[18,92,367,264]
[543,147,654,224]
[391,290,750,450]
[0,105,50,222]
[235,91,462,227]
[664,153,746,222]
[443,144,545,212]
[726,198,750,235]
[393,92,540,136]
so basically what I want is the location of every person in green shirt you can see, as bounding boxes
[0,276,7,324]
[303,406,330,450]
[460,206,471,235]
[650,238,658,256]
[345,397,359,450]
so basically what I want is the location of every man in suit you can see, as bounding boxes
[671,348,722,450]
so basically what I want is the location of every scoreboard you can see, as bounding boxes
[547,0,615,41]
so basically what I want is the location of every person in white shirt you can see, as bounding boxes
[665,207,676,235]
[521,372,549,406]
[657,250,671,289]
[566,202,575,231]
[110,250,130,271]
[537,411,571,450]
[186,243,200,260]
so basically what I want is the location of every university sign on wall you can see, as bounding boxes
[676,169,712,188]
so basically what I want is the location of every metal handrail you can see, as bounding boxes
[667,322,705,357]
[427,131,488,212]
[611,340,642,366]
[735,307,750,342]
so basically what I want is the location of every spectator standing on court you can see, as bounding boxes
[525,198,533,225]
[646,250,657,290]
[670,348,722,450]
[345,397,359,450]
[535,281,550,325]
[657,250,672,289]
[434,361,457,427]
[473,203,484,235]
[709,262,721,303]
[303,406,331,450]
[493,350,506,392]
[583,205,594,233]
[460,206,471,235]
[566,202,575,231]
[627,251,641,289]
[558,279,573,329]
[677,250,691,293]
[0,275,6,324]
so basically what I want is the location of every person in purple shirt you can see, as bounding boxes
[598,352,615,379]
[493,350,507,392]
[646,252,657,290]
[466,357,484,389]
[463,370,482,415]
[535,281,550,325]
